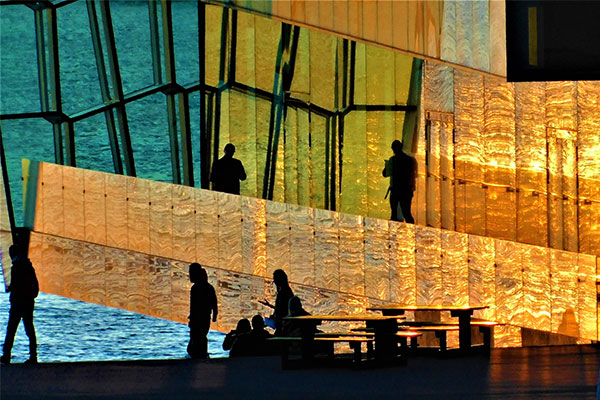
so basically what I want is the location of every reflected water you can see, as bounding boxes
[0,293,228,363]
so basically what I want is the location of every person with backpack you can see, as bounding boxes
[1,244,39,364]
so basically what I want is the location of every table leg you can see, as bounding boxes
[453,311,473,351]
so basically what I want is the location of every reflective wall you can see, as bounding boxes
[27,162,598,344]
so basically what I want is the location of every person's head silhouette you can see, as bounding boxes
[273,269,288,289]
[224,143,235,157]
[236,318,251,333]
[189,262,208,283]
[251,314,264,330]
[8,244,23,259]
[391,140,403,156]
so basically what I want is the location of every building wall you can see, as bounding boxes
[27,162,598,345]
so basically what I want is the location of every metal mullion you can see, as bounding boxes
[64,120,76,167]
[178,92,194,186]
[349,41,356,107]
[228,9,237,85]
[99,0,135,176]
[198,2,209,188]
[52,122,64,165]
[87,0,122,174]
[148,0,163,84]
[34,8,49,112]
[160,0,176,83]
[324,115,330,209]
[166,93,182,184]
[46,7,62,114]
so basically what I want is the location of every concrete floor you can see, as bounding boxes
[1,345,598,399]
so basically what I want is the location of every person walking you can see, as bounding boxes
[383,140,417,223]
[1,244,39,364]
[187,263,218,359]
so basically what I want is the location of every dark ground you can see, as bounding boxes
[1,345,598,399]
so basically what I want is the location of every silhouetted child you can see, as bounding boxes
[259,269,294,336]
[1,244,39,364]
[187,263,218,359]
[223,318,251,351]
[209,143,247,195]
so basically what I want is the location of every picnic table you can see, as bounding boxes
[280,314,404,364]
[366,305,489,351]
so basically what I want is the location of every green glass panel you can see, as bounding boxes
[58,1,103,114]
[0,5,38,114]
[172,1,199,85]
[126,92,172,182]
[74,112,115,173]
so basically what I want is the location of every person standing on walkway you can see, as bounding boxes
[1,244,39,364]
[187,263,218,359]
[383,140,417,223]
[210,143,247,195]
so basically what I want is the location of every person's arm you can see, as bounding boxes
[238,160,247,181]
[211,286,218,322]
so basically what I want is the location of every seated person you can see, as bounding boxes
[223,318,251,351]
[230,314,274,357]
[282,297,333,358]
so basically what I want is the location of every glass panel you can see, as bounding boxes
[0,5,38,114]
[364,217,389,301]
[42,235,65,296]
[57,1,103,114]
[468,235,495,320]
[340,109,368,215]
[148,256,172,320]
[424,62,454,112]
[314,209,340,292]
[415,225,442,305]
[2,119,54,226]
[235,11,256,89]
[390,222,416,304]
[62,238,83,301]
[367,111,394,219]
[127,92,172,182]
[105,246,129,310]
[339,213,364,297]
[170,260,191,324]
[62,166,85,241]
[242,197,267,277]
[288,204,314,286]
[83,168,107,246]
[228,91,257,197]
[83,241,106,306]
[188,91,202,187]
[254,16,279,93]
[550,250,578,337]
[495,240,522,326]
[195,188,218,268]
[266,201,290,279]
[127,177,150,254]
[111,1,154,93]
[172,184,196,264]
[149,181,173,258]
[41,162,64,238]
[172,1,199,86]
[441,231,468,306]
[127,250,150,314]
[105,173,128,249]
[74,113,115,174]
[522,245,550,331]
[218,192,242,272]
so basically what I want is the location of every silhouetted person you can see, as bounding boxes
[282,296,317,338]
[1,244,39,364]
[383,140,417,223]
[210,143,247,195]
[223,318,251,351]
[229,314,274,357]
[259,269,294,336]
[187,263,218,359]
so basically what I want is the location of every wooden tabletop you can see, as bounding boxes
[367,305,489,312]
[283,314,402,322]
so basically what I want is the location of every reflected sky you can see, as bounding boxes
[0,292,228,363]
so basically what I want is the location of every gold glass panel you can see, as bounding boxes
[41,162,64,237]
[339,212,365,297]
[229,91,257,198]
[546,81,577,131]
[254,17,279,94]
[415,225,442,305]
[495,240,523,325]
[195,189,219,268]
[83,241,105,306]
[218,192,243,271]
[455,0,473,68]
[105,173,128,249]
[550,250,578,337]
[83,169,106,246]
[127,177,150,254]
[105,246,128,310]
[440,0,457,63]
[127,250,149,314]
[468,235,495,320]
[241,197,267,276]
[340,110,368,216]
[170,260,191,324]
[424,62,454,113]
[390,221,416,304]
[494,325,522,348]
[364,217,390,301]
[41,235,64,296]
[441,230,468,306]
[62,166,85,241]
[172,185,196,263]
[577,254,597,341]
[27,233,43,291]
[61,238,82,301]
[148,256,172,320]
[522,244,550,331]
[149,181,173,259]
[266,200,290,278]
[314,208,340,292]
[288,203,315,286]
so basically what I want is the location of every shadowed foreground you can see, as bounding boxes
[1,345,598,399]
